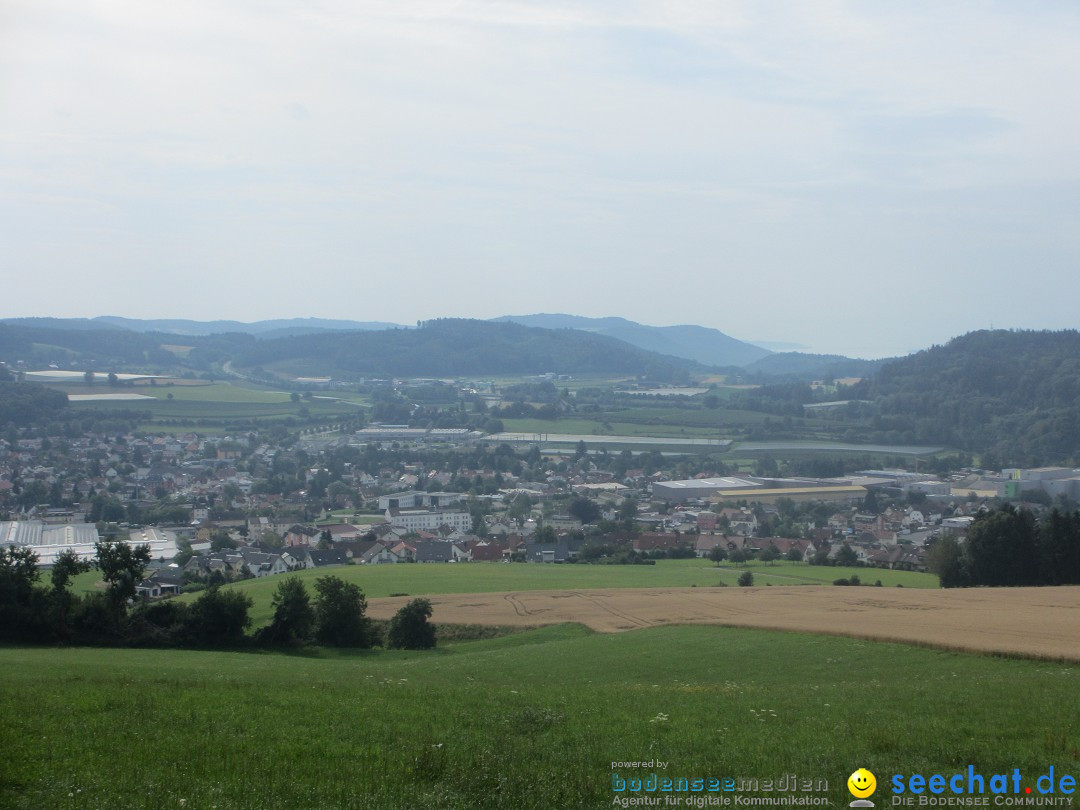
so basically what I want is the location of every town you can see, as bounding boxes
[5,402,1077,599]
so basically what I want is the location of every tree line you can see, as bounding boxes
[0,541,435,650]
[928,505,1080,587]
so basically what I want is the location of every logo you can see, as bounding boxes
[848,768,877,807]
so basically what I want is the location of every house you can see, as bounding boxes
[524,542,572,563]
[694,535,730,558]
[414,541,454,563]
[134,568,184,598]
[633,533,686,553]
[339,540,400,565]
[307,548,350,568]
[696,512,721,533]
[389,541,416,562]
[239,549,291,577]
[729,508,760,536]
[285,524,319,547]
[866,544,927,572]
[319,523,363,542]
[468,541,507,562]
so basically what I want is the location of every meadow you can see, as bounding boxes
[3,623,1078,810]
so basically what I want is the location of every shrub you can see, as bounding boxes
[257,577,314,646]
[187,586,253,645]
[387,598,436,650]
[314,576,380,648]
[737,571,754,587]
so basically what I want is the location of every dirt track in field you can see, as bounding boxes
[367,586,1080,660]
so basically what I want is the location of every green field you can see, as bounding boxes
[3,622,1078,809]
[69,395,358,422]
[177,560,937,628]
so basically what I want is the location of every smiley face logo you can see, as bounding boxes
[848,768,877,799]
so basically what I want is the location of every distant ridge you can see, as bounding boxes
[742,352,885,380]
[0,315,873,376]
[94,316,407,337]
[233,318,702,378]
[0,316,407,337]
[493,314,771,367]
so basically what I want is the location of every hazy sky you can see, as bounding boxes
[3,1,1078,358]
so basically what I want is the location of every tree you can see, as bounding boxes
[785,547,804,563]
[759,545,781,564]
[728,549,749,566]
[313,575,378,647]
[568,496,601,525]
[0,546,41,640]
[210,530,238,552]
[472,512,488,536]
[387,597,436,649]
[862,489,879,513]
[1040,509,1080,585]
[51,548,92,594]
[94,539,151,609]
[835,543,858,567]
[507,493,533,526]
[966,506,1039,586]
[260,576,314,645]
[927,536,968,588]
[616,497,637,523]
[708,546,727,566]
[186,586,253,645]
[533,525,558,545]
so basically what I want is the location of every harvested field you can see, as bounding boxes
[368,585,1080,660]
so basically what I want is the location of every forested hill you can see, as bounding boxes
[233,319,700,379]
[742,351,884,381]
[494,314,771,367]
[851,330,1080,465]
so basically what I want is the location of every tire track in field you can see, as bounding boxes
[570,591,652,629]
[504,593,532,617]
[665,589,760,620]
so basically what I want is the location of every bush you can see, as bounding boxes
[737,571,754,587]
[257,577,314,646]
[186,586,253,645]
[387,598,436,649]
[314,575,380,648]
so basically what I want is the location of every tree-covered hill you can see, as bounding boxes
[741,351,884,381]
[0,381,68,427]
[233,319,700,379]
[851,330,1080,466]
[494,313,771,367]
[0,323,181,368]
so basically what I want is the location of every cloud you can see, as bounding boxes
[1,1,1078,356]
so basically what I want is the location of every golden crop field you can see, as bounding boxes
[368,585,1080,660]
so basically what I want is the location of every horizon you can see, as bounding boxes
[0,310,1059,363]
[4,2,1078,359]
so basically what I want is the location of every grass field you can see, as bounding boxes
[177,560,938,628]
[69,395,358,421]
[3,623,1078,809]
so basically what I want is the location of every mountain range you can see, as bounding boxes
[0,315,885,382]
[1,313,857,373]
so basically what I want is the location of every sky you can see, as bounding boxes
[2,1,1078,359]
